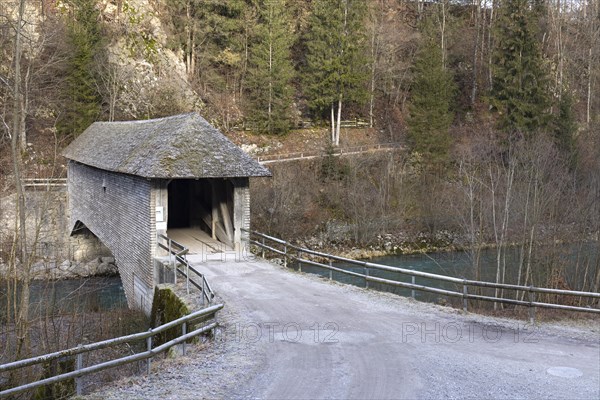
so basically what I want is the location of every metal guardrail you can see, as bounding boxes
[255,143,402,164]
[243,229,600,321]
[0,303,224,398]
[157,234,215,305]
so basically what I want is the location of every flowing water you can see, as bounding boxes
[0,276,127,321]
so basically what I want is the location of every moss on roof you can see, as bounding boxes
[62,113,271,178]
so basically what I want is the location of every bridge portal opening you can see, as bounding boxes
[167,179,235,249]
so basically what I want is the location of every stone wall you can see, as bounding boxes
[68,161,155,313]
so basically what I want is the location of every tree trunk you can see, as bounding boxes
[587,46,593,125]
[440,0,447,69]
[369,4,380,129]
[487,0,496,91]
[336,96,342,146]
[470,0,481,106]
[331,104,335,143]
[11,0,31,361]
[268,16,273,133]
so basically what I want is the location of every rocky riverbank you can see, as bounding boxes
[0,256,118,281]
[295,229,466,260]
[292,227,599,261]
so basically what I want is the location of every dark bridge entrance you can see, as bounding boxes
[167,179,235,249]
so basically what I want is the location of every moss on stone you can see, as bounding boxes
[150,284,190,346]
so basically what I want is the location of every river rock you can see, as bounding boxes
[101,256,115,264]
[59,260,72,270]
[97,262,118,275]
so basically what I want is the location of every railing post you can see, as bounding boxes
[146,330,152,374]
[170,239,176,286]
[329,260,333,280]
[174,259,177,285]
[284,243,287,268]
[202,278,206,306]
[462,279,468,312]
[186,261,190,295]
[261,237,265,258]
[75,345,83,396]
[182,322,187,356]
[365,267,369,288]
[298,250,302,272]
[411,276,415,299]
[528,286,536,324]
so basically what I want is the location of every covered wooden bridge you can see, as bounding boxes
[62,112,271,312]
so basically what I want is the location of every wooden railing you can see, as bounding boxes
[22,178,67,190]
[233,118,370,131]
[243,230,600,321]
[255,142,402,164]
[0,303,224,398]
[157,234,215,305]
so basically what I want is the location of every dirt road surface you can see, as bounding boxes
[88,257,600,399]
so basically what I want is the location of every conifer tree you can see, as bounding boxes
[407,20,456,165]
[245,0,295,134]
[552,91,578,164]
[304,0,368,146]
[57,0,102,137]
[490,0,551,136]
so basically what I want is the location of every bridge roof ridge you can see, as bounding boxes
[62,113,271,179]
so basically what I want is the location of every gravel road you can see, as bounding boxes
[85,257,600,399]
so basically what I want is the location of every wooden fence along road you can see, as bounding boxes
[244,230,600,319]
[255,142,402,164]
[0,304,223,398]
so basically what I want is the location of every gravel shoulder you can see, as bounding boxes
[82,258,600,400]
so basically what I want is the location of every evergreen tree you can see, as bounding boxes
[490,0,551,136]
[57,0,102,137]
[245,0,295,134]
[160,0,253,127]
[57,0,102,136]
[407,21,456,165]
[304,0,368,146]
[552,91,578,164]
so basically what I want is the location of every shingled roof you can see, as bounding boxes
[62,113,271,179]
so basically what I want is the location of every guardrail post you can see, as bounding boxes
[261,237,265,258]
[411,276,415,299]
[298,250,302,272]
[365,267,369,288]
[182,322,187,356]
[329,261,333,280]
[202,279,206,306]
[146,330,152,374]
[284,243,288,268]
[462,279,468,312]
[528,286,536,324]
[75,345,83,396]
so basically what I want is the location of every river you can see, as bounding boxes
[0,276,127,321]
